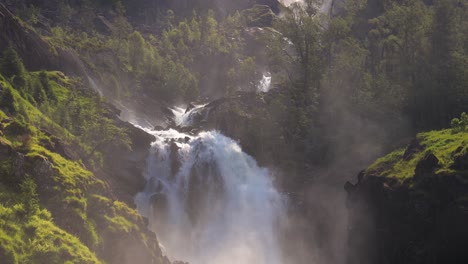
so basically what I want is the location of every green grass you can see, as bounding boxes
[0,204,102,264]
[0,69,159,263]
[366,129,468,180]
[0,78,72,141]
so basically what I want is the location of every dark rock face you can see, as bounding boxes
[172,90,293,180]
[414,152,441,177]
[0,4,54,70]
[169,140,181,177]
[186,157,225,225]
[0,4,86,76]
[187,93,270,161]
[346,172,468,264]
[185,103,196,113]
[451,146,468,170]
[100,119,156,205]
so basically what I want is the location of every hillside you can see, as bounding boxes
[0,47,167,263]
[346,126,468,263]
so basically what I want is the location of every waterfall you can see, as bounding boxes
[280,0,333,15]
[280,0,304,7]
[87,76,103,96]
[170,104,209,127]
[134,122,286,264]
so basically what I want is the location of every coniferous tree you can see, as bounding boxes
[0,47,26,80]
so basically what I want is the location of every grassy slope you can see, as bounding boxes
[0,73,156,263]
[365,129,468,180]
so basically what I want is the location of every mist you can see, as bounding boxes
[1,0,464,263]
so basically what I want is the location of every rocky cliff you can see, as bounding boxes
[0,4,88,76]
[346,129,468,264]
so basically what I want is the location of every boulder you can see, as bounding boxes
[414,152,440,178]
[185,103,196,113]
[451,146,468,170]
[169,140,181,177]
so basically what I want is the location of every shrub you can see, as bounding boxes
[0,88,17,114]
[39,71,56,102]
[0,47,26,80]
[20,176,39,216]
[451,112,468,133]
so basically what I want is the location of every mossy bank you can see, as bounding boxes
[0,49,168,264]
[346,127,468,264]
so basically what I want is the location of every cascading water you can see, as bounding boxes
[170,104,209,127]
[134,106,286,264]
[258,73,272,93]
[280,0,304,7]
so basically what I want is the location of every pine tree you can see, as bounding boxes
[0,47,26,80]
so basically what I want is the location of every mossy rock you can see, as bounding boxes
[366,129,468,181]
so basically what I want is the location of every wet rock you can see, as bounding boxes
[169,141,181,177]
[166,118,177,130]
[100,119,155,205]
[161,106,175,119]
[185,103,196,113]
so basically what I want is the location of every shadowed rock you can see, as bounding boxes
[414,152,440,178]
[403,138,423,161]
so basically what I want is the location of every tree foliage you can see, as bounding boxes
[0,47,26,81]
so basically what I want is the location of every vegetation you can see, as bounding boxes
[37,3,257,103]
[366,128,468,180]
[30,0,463,175]
[0,46,158,263]
[451,112,468,133]
[253,0,467,173]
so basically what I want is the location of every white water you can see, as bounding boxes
[170,104,208,127]
[135,124,286,264]
[87,76,103,96]
[280,0,333,15]
[280,0,304,7]
[258,73,272,93]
